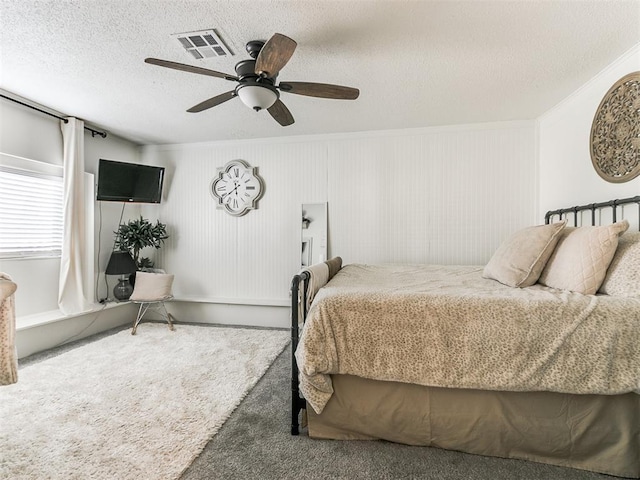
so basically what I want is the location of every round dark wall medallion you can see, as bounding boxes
[590,71,640,183]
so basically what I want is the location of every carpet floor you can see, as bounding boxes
[181,344,615,480]
[0,323,289,480]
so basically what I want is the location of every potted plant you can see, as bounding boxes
[114,216,169,270]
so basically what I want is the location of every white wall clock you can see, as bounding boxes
[210,159,264,216]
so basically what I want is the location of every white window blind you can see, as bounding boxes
[0,166,64,258]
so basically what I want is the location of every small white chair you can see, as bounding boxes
[129,271,176,335]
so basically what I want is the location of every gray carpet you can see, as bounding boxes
[180,344,613,480]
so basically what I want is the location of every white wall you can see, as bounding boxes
[0,95,141,357]
[9,32,636,349]
[538,44,640,226]
[142,121,537,327]
[6,37,635,348]
[5,39,635,352]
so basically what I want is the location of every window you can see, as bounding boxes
[0,166,64,258]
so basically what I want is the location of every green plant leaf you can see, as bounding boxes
[138,257,154,269]
[113,216,169,269]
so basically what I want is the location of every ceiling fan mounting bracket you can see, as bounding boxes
[245,40,265,59]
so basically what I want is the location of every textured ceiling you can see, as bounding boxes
[1,0,639,145]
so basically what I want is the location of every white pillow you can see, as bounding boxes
[482,221,566,287]
[129,272,174,301]
[598,232,640,296]
[538,220,629,294]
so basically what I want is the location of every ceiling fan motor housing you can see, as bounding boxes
[234,59,268,79]
[245,40,265,59]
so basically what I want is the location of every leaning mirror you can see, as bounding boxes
[301,203,327,267]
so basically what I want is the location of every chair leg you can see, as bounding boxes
[132,302,175,334]
[131,303,149,335]
[161,303,175,331]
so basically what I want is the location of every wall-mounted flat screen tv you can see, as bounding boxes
[97,159,165,203]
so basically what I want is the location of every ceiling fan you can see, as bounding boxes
[145,33,360,127]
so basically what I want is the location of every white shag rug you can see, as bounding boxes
[0,324,289,480]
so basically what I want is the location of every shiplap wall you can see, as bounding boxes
[140,121,536,310]
[327,126,537,265]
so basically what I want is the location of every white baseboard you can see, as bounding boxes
[16,303,137,359]
[16,300,291,359]
[165,301,290,329]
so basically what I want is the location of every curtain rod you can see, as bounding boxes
[0,93,107,138]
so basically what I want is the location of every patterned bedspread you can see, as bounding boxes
[295,264,640,414]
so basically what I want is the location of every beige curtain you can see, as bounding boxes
[58,118,90,315]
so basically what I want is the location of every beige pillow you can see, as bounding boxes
[538,220,629,294]
[482,221,566,287]
[129,272,174,301]
[598,232,640,296]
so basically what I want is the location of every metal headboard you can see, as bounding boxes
[545,195,640,230]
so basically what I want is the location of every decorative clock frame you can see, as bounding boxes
[210,159,264,216]
[590,71,640,183]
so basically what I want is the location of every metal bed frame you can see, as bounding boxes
[290,270,310,435]
[291,195,640,435]
[545,195,640,227]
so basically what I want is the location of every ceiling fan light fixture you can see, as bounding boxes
[237,85,278,111]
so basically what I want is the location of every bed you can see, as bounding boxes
[290,196,640,478]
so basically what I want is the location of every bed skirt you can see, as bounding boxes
[307,374,640,478]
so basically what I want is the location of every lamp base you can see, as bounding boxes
[113,277,133,301]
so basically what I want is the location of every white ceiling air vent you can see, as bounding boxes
[171,29,233,60]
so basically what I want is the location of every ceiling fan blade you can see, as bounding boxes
[267,99,295,126]
[145,58,238,81]
[255,33,297,78]
[279,81,359,100]
[187,91,236,113]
